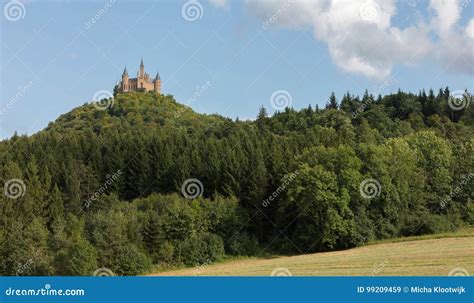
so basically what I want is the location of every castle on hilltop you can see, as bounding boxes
[115,59,161,93]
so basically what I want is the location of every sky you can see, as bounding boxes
[1,0,473,139]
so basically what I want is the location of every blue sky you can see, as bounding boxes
[1,0,473,139]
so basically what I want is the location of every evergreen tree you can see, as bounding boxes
[326,92,338,109]
[256,106,268,132]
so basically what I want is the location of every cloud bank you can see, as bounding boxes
[234,0,474,80]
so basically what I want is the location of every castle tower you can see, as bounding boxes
[121,67,129,92]
[139,58,145,78]
[154,71,161,93]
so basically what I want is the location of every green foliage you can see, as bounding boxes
[227,232,259,256]
[175,233,225,266]
[283,164,357,251]
[400,213,458,236]
[0,89,472,275]
[54,237,98,276]
[109,244,152,276]
[51,215,97,276]
[0,219,54,276]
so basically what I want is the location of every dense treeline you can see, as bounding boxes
[0,89,473,275]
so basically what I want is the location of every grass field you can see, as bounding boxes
[150,227,474,276]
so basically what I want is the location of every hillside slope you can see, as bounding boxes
[152,228,474,276]
[43,91,231,135]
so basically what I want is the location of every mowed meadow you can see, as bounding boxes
[152,227,474,276]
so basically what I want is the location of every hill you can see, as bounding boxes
[152,227,474,276]
[44,92,232,135]
[0,89,473,276]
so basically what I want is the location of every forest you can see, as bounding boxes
[0,88,473,275]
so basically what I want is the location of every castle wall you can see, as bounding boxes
[121,77,160,93]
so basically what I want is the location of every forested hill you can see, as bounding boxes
[44,92,232,135]
[0,89,473,276]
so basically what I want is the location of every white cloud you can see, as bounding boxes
[239,0,473,80]
[435,29,474,75]
[466,19,474,39]
[428,1,474,75]
[429,0,460,35]
[246,0,431,80]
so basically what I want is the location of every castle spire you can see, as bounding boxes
[139,59,145,78]
[123,66,128,75]
[155,71,160,81]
